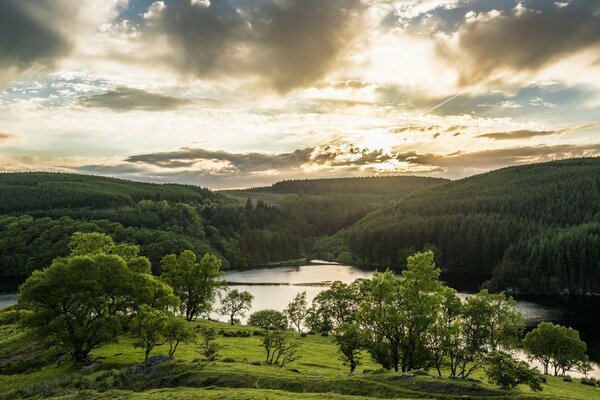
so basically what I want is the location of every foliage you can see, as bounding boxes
[449,290,523,378]
[262,330,300,367]
[248,310,289,331]
[357,251,448,372]
[164,317,196,357]
[332,322,364,373]
[218,289,254,325]
[485,351,543,391]
[323,158,600,293]
[18,233,178,362]
[284,291,308,332]
[198,327,220,360]
[161,250,224,321]
[523,321,589,376]
[305,281,361,334]
[131,305,171,364]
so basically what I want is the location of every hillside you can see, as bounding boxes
[249,175,449,196]
[0,172,244,282]
[318,158,600,294]
[0,173,446,283]
[1,318,596,400]
[0,172,216,213]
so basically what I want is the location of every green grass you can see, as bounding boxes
[1,320,599,400]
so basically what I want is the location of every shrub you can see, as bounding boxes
[222,358,235,363]
[580,378,597,386]
[563,375,573,382]
[248,310,288,330]
[485,352,543,391]
[262,330,300,367]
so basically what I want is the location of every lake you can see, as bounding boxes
[218,263,600,364]
[3,261,599,371]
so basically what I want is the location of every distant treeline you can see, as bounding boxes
[316,158,600,294]
[251,175,449,196]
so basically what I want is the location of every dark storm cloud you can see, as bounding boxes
[78,87,194,112]
[0,0,74,83]
[145,0,365,92]
[436,1,600,86]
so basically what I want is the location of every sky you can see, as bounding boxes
[1,0,600,189]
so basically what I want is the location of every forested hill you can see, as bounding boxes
[0,172,216,213]
[250,175,449,196]
[0,172,245,283]
[318,158,600,294]
[0,172,444,284]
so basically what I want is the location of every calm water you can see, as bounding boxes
[2,262,599,368]
[219,263,600,363]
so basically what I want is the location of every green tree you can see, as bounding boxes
[160,250,224,321]
[248,309,288,330]
[164,316,196,357]
[18,233,178,363]
[426,286,462,376]
[397,251,446,371]
[485,351,543,391]
[358,270,402,371]
[285,291,308,332]
[262,330,300,367]
[455,290,523,378]
[333,322,364,373]
[218,289,254,325]
[198,327,220,361]
[131,305,170,364]
[306,281,361,334]
[523,322,588,376]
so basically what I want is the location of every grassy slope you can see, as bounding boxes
[1,320,598,400]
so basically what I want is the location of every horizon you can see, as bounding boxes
[1,0,600,189]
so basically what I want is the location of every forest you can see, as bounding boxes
[0,172,442,285]
[317,158,600,294]
[3,158,600,294]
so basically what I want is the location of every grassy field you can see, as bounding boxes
[1,320,599,399]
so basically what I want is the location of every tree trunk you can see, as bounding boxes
[145,348,151,364]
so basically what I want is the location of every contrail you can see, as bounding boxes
[422,91,465,115]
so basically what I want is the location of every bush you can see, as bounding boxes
[248,310,288,330]
[486,352,543,391]
[580,378,597,386]
[262,330,300,367]
[222,358,235,363]
[563,376,573,382]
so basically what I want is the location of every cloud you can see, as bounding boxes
[477,122,600,140]
[0,0,75,86]
[436,1,600,86]
[0,132,16,144]
[78,87,194,112]
[143,0,365,92]
[126,146,316,172]
[395,143,600,176]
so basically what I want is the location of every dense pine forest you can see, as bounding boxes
[4,159,600,294]
[317,158,600,294]
[0,173,443,285]
[251,176,449,196]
